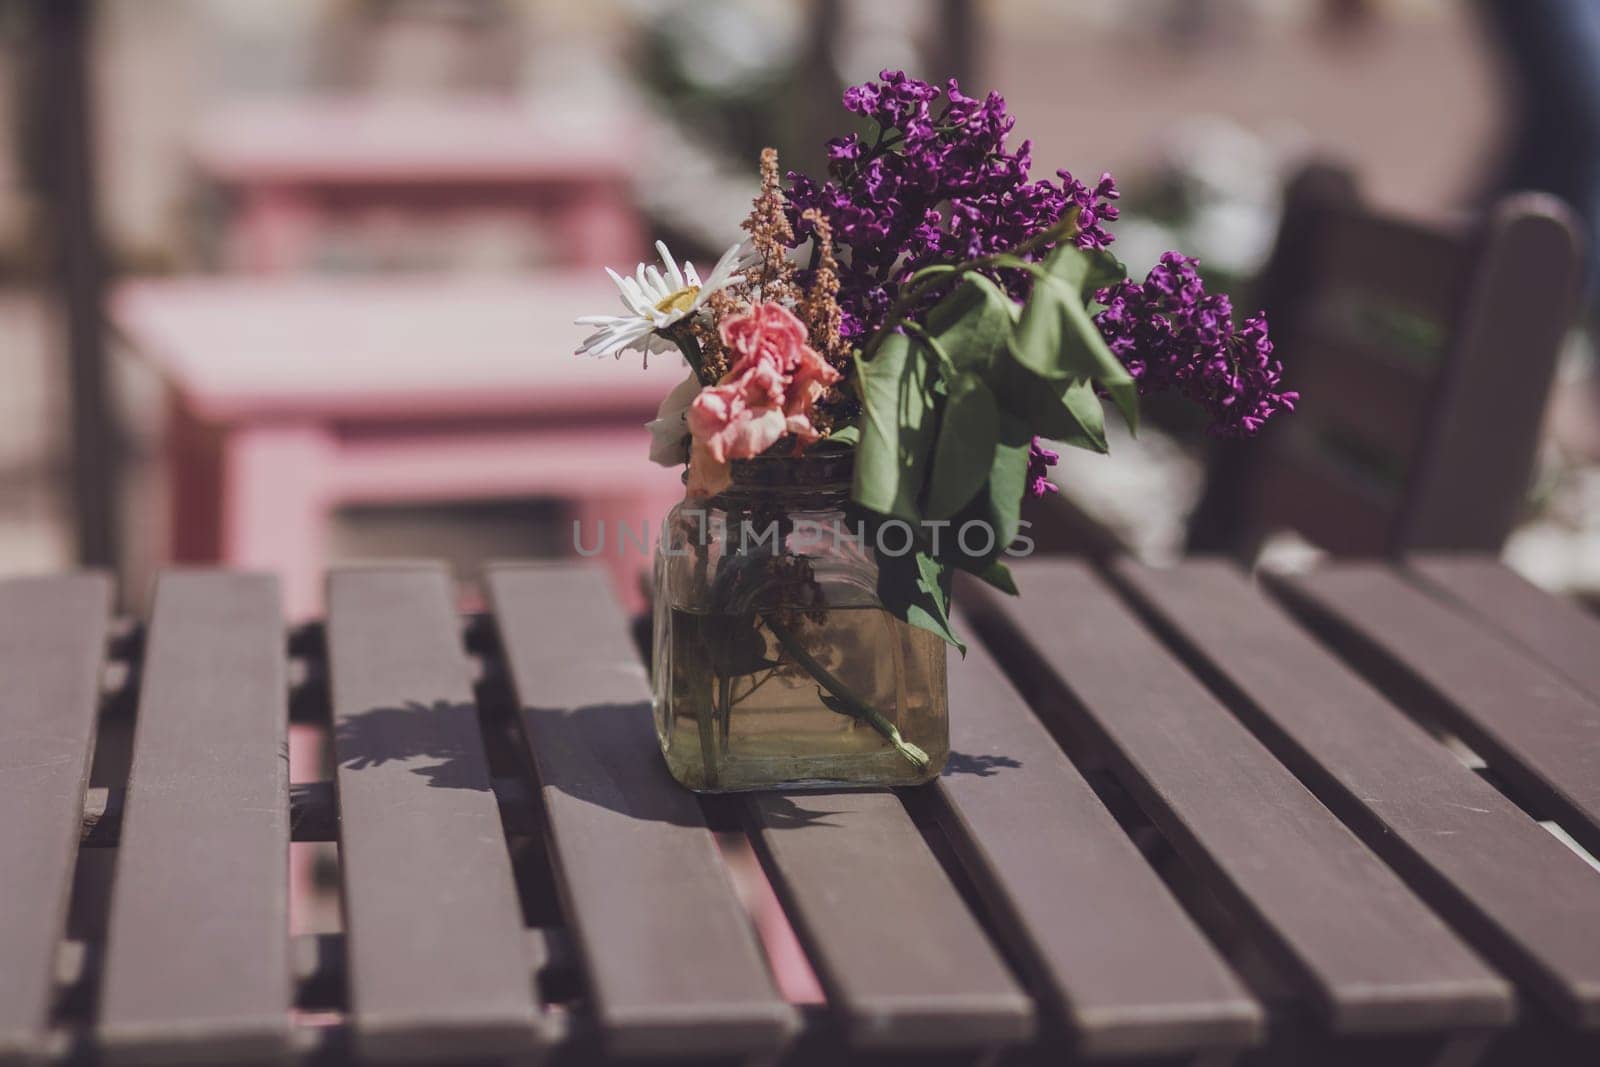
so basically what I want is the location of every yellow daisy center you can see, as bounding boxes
[655,285,701,315]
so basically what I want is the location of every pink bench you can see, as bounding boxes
[191,97,642,272]
[112,274,688,618]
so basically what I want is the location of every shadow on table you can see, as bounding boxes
[336,699,1021,831]
[942,752,1022,777]
[336,699,498,792]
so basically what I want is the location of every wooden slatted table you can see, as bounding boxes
[4,555,1600,1065]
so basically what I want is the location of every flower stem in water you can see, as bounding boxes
[763,614,931,770]
[696,675,721,789]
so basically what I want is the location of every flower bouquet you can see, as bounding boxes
[576,72,1295,792]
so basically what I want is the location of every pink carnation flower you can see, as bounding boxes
[685,303,841,497]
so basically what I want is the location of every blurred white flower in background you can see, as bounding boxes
[1118,114,1309,281]
[627,0,803,96]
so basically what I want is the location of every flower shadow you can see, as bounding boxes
[333,695,942,835]
[750,794,842,829]
[335,699,493,792]
[942,751,1022,777]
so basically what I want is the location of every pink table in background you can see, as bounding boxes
[112,274,689,620]
[191,97,643,272]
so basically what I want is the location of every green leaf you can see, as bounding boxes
[1043,243,1092,290]
[926,373,1000,520]
[925,274,1016,374]
[937,417,1030,572]
[990,347,1108,454]
[983,421,1033,551]
[876,548,965,652]
[970,558,1019,596]
[1006,248,1138,435]
[1057,292,1139,434]
[853,333,939,522]
[906,263,959,287]
[1059,379,1109,453]
[1080,247,1127,304]
[1039,245,1138,433]
[1043,243,1125,303]
[1007,273,1075,382]
[910,325,957,376]
[910,552,963,653]
[986,253,1048,278]
[820,424,860,448]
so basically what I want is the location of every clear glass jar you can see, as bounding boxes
[652,452,949,791]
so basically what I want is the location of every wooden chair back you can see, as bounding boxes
[1187,163,1584,559]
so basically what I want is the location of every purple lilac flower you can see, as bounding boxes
[1026,437,1060,498]
[787,71,1119,341]
[1094,253,1297,438]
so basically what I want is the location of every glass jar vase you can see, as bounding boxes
[652,452,949,792]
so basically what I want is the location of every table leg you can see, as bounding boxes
[218,422,336,622]
[167,400,224,563]
[570,478,685,615]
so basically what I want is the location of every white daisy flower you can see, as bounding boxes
[575,240,743,361]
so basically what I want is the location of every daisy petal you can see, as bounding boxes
[704,242,744,290]
[656,240,685,291]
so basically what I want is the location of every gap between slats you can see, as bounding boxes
[1103,560,1600,876]
[70,601,820,1060]
[955,589,1308,1025]
[64,572,1056,1063]
[48,616,142,1046]
[305,599,585,1038]
[956,570,1517,1064]
[1262,566,1600,873]
[68,559,1550,1065]
[1095,560,1600,1059]
[55,602,592,1063]
[83,590,1135,1059]
[483,565,810,1058]
[51,929,577,1037]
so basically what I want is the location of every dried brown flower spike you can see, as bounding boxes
[742,147,798,304]
[799,209,846,369]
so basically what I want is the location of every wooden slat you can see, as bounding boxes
[0,575,111,1062]
[1256,435,1397,556]
[1408,554,1600,704]
[748,789,1034,1051]
[1396,197,1581,551]
[1269,562,1600,860]
[934,605,1261,1057]
[486,564,795,1059]
[1114,559,1600,1029]
[96,572,289,1062]
[981,561,1512,1036]
[1282,331,1430,464]
[61,929,574,1036]
[1316,204,1467,319]
[326,566,541,1061]
[84,776,542,846]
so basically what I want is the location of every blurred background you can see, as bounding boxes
[2,0,1599,616]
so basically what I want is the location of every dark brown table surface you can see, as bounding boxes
[2,555,1599,1066]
